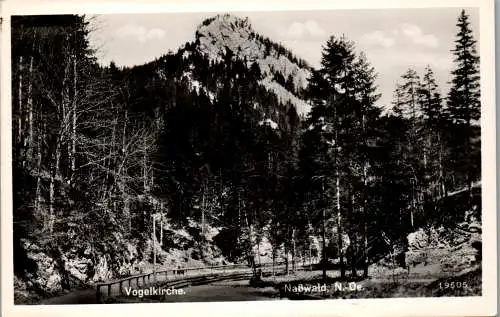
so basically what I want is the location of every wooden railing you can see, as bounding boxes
[95,261,290,302]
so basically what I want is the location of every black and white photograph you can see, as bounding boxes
[1,0,496,316]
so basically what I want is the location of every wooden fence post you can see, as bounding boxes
[107,284,111,297]
[96,285,100,303]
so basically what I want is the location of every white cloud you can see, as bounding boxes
[361,24,439,50]
[362,24,438,49]
[362,30,395,48]
[399,23,439,48]
[390,29,400,36]
[115,23,166,43]
[283,20,326,38]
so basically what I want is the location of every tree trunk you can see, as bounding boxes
[438,132,447,198]
[160,203,163,246]
[201,188,205,236]
[292,228,296,273]
[349,188,357,278]
[48,141,60,234]
[321,181,327,280]
[309,241,312,270]
[302,250,305,268]
[153,215,156,283]
[465,126,473,201]
[350,238,357,278]
[362,163,369,278]
[35,173,41,218]
[26,53,34,152]
[411,182,415,229]
[105,117,116,198]
[71,53,77,176]
[272,247,276,278]
[62,46,70,179]
[257,233,262,267]
[121,109,130,233]
[123,189,130,234]
[34,117,44,219]
[143,137,149,194]
[284,243,289,275]
[337,169,345,279]
[18,56,23,148]
[240,191,255,276]
[391,250,396,284]
[250,226,256,277]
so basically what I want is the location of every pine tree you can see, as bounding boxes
[303,35,363,280]
[446,9,480,196]
[392,68,424,229]
[420,66,442,124]
[351,52,381,277]
[394,69,421,123]
[419,66,447,199]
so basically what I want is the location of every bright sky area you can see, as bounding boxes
[88,8,479,108]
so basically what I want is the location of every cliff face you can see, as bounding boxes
[194,14,312,117]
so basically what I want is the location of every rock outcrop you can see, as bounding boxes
[194,14,312,118]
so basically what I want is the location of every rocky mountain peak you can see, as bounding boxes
[194,14,312,117]
[195,14,258,63]
[198,14,252,34]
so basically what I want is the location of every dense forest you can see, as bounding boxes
[12,11,480,299]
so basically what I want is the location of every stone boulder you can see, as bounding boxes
[60,251,93,284]
[25,252,62,294]
[407,228,429,250]
[21,240,63,294]
[92,255,113,282]
[427,227,449,248]
[405,250,428,267]
[440,245,477,271]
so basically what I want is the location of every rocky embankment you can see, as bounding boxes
[14,219,227,304]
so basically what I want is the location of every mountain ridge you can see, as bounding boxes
[195,14,312,117]
[148,13,313,119]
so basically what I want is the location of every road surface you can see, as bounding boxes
[41,288,97,305]
[40,275,283,304]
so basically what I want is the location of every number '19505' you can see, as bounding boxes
[439,281,468,289]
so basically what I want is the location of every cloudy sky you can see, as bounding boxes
[89,8,480,108]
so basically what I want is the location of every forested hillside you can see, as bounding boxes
[12,12,481,302]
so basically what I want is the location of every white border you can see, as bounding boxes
[1,1,496,317]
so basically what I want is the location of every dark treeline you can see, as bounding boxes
[12,11,480,293]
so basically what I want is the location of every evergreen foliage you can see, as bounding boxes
[11,11,481,298]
